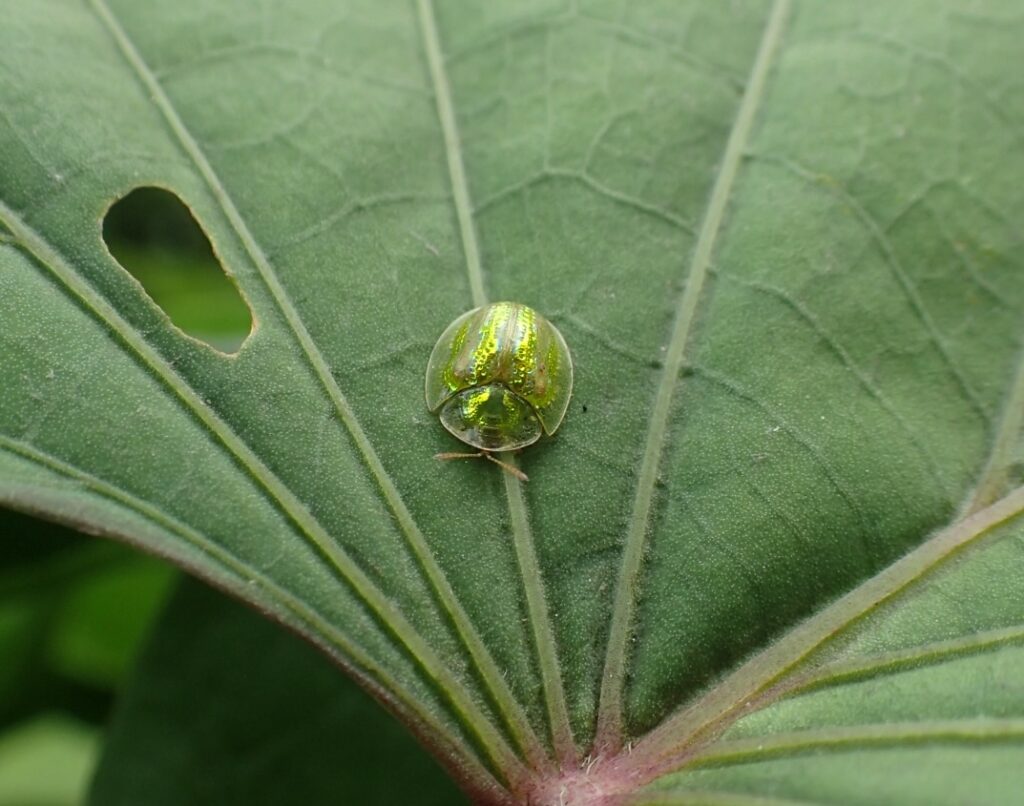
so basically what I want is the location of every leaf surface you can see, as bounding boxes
[1,1,1023,802]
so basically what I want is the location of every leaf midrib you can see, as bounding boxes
[595,0,794,751]
[416,0,576,765]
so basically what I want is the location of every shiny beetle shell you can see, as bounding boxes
[425,302,573,452]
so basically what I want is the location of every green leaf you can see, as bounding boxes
[1,1,1022,803]
[89,578,466,806]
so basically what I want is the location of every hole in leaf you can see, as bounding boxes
[103,187,252,353]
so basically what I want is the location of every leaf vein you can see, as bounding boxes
[416,0,573,765]
[0,194,522,778]
[474,168,695,232]
[687,719,1024,769]
[595,0,793,750]
[629,486,1024,777]
[0,433,499,793]
[89,0,537,774]
[962,336,1024,515]
[777,623,1024,700]
[761,155,991,428]
[714,270,954,502]
[693,365,879,560]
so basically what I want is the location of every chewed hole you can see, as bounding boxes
[103,187,252,353]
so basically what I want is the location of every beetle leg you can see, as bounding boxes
[482,453,529,482]
[434,451,530,482]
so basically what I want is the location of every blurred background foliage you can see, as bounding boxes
[0,508,174,805]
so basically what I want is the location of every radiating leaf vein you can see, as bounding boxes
[595,0,793,750]
[417,0,575,764]
[631,486,1024,774]
[0,433,492,785]
[688,719,1024,768]
[89,0,541,773]
[0,195,522,777]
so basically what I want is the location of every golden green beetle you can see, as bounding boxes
[425,301,573,480]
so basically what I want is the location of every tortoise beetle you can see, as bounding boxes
[425,301,573,480]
